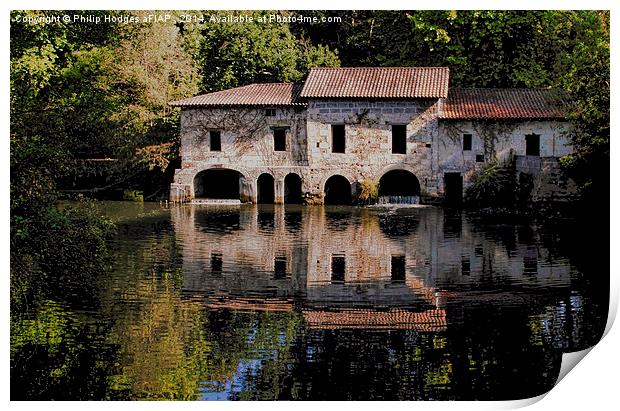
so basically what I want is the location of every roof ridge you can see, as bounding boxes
[450,87,564,91]
[310,66,449,70]
[169,82,303,107]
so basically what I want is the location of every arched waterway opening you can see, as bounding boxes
[257,173,275,204]
[284,173,303,204]
[378,169,421,204]
[324,175,352,205]
[194,169,241,200]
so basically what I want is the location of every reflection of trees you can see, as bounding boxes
[100,210,303,399]
[106,271,211,399]
[11,204,603,400]
[11,300,117,400]
[235,329,457,400]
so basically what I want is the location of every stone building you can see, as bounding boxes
[169,67,574,204]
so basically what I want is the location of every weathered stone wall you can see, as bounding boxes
[304,99,441,199]
[515,156,579,202]
[169,102,575,204]
[436,120,574,197]
[171,106,309,202]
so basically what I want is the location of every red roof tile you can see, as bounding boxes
[441,88,569,120]
[300,67,450,99]
[169,83,304,107]
[302,308,447,331]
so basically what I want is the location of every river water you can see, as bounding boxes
[10,202,608,400]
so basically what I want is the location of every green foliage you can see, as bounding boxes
[355,179,379,204]
[464,162,517,208]
[197,11,339,92]
[11,199,116,310]
[554,11,609,203]
[11,10,200,200]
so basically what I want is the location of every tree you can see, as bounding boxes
[196,10,339,92]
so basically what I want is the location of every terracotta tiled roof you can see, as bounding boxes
[300,67,450,99]
[302,308,447,331]
[440,88,569,120]
[169,83,304,107]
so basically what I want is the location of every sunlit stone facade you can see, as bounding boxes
[169,68,575,204]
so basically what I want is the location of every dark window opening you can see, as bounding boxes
[425,143,432,148]
[391,255,406,283]
[273,128,286,151]
[331,254,345,284]
[324,175,351,205]
[332,125,345,153]
[461,256,470,276]
[525,134,540,156]
[476,154,485,163]
[274,256,287,279]
[257,173,275,204]
[194,169,240,199]
[211,253,222,275]
[463,134,472,151]
[210,130,221,151]
[265,108,276,117]
[392,125,407,154]
[284,173,302,204]
[444,172,463,207]
[378,170,421,197]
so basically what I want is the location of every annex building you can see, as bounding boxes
[169,67,575,205]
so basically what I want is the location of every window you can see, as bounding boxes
[391,255,406,283]
[273,128,286,151]
[525,134,540,156]
[463,134,472,151]
[210,130,221,151]
[461,256,470,276]
[391,125,407,154]
[265,108,276,117]
[211,253,222,275]
[331,125,345,153]
[331,254,345,284]
[476,154,485,163]
[274,256,287,279]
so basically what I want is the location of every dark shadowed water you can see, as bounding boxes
[10,202,608,400]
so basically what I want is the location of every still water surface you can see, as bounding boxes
[11,202,608,400]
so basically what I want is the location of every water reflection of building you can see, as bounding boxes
[171,205,574,332]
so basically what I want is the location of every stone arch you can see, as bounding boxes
[284,173,303,204]
[378,169,421,197]
[193,168,245,199]
[257,173,275,204]
[318,172,355,194]
[324,175,352,205]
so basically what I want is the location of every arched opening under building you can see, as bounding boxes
[378,170,421,204]
[257,173,275,204]
[194,169,241,199]
[324,175,352,205]
[284,173,303,204]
